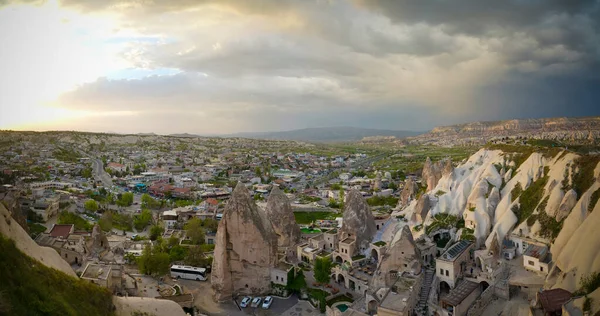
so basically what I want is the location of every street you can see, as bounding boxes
[92,159,113,188]
[174,278,308,316]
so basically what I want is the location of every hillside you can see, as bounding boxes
[409,116,600,146]
[0,204,186,316]
[225,126,422,142]
[0,234,115,316]
[395,146,600,295]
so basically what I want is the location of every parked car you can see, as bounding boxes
[239,296,252,308]
[250,297,262,308]
[262,296,273,309]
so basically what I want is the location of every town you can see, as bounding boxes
[1,130,599,316]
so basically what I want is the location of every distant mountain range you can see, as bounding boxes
[409,116,600,146]
[222,126,423,143]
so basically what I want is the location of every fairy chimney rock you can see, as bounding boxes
[264,185,301,247]
[211,182,278,302]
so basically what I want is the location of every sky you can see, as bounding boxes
[1,0,599,134]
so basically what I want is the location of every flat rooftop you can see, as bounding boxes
[81,263,112,280]
[379,275,417,312]
[441,280,479,306]
[341,236,356,244]
[439,240,472,262]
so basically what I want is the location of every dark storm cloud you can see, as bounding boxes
[35,0,600,133]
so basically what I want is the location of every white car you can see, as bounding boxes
[239,296,252,308]
[250,297,262,308]
[262,296,273,309]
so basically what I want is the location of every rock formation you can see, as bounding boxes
[556,189,577,221]
[89,224,110,259]
[487,187,500,218]
[398,177,418,207]
[0,203,76,277]
[373,171,382,191]
[211,183,278,302]
[339,189,376,252]
[370,226,421,291]
[443,158,454,177]
[422,157,443,192]
[413,195,431,223]
[264,185,301,247]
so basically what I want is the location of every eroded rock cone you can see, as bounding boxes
[399,177,418,207]
[211,183,278,302]
[370,226,421,291]
[340,189,376,253]
[264,185,301,247]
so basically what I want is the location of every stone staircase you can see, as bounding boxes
[417,268,435,314]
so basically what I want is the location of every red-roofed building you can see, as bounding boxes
[172,187,191,199]
[49,224,74,239]
[538,288,572,315]
[106,162,126,173]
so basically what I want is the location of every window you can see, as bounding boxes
[445,270,449,276]
[404,264,408,268]
[528,260,535,266]
[540,267,544,272]
[440,268,443,275]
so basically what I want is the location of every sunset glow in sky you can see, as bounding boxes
[1,0,599,134]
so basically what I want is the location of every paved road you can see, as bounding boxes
[175,278,303,316]
[92,159,113,187]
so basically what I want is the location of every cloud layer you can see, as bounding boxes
[2,0,599,133]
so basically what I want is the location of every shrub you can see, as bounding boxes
[511,184,523,202]
[58,211,92,231]
[516,173,548,225]
[571,155,600,197]
[574,271,600,296]
[589,189,600,212]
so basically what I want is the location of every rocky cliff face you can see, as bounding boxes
[410,116,600,146]
[398,177,418,207]
[422,157,443,192]
[340,189,376,252]
[395,148,600,293]
[369,226,421,291]
[211,183,278,302]
[264,186,301,247]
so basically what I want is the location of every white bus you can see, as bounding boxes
[170,265,207,281]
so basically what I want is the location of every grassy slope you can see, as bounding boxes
[0,235,114,316]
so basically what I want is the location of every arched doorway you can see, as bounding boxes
[338,274,346,285]
[371,249,379,262]
[336,256,343,264]
[377,224,380,230]
[349,280,356,291]
[439,281,451,297]
[480,281,489,292]
[368,300,378,314]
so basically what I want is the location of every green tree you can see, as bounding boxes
[149,224,164,241]
[98,211,113,232]
[116,192,134,207]
[138,245,171,277]
[134,209,153,231]
[169,245,187,262]
[202,218,219,232]
[185,218,206,245]
[313,257,332,284]
[184,246,212,268]
[84,199,99,212]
